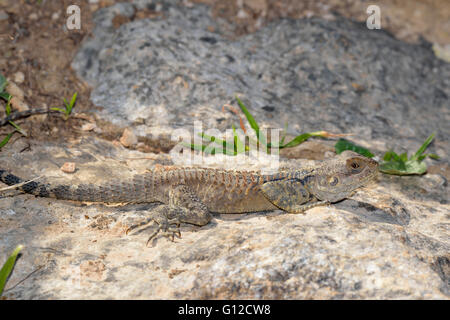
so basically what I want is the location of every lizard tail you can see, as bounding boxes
[0,169,148,203]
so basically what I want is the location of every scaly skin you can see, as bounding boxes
[0,151,378,242]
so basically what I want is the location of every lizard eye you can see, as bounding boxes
[351,162,359,169]
[347,159,363,173]
[328,176,339,186]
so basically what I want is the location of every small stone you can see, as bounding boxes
[29,12,38,20]
[61,162,76,173]
[120,128,138,147]
[13,71,25,84]
[81,123,97,131]
[51,11,60,20]
[6,81,24,100]
[10,96,29,112]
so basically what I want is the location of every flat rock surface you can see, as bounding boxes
[1,0,449,299]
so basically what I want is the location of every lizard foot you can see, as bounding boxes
[126,214,181,245]
[146,217,181,246]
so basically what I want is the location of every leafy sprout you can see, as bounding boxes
[379,133,438,175]
[335,133,438,175]
[184,96,349,156]
[51,92,77,120]
[0,73,26,146]
[0,245,23,296]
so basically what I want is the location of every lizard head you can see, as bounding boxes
[308,150,378,203]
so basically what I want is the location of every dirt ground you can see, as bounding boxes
[0,0,449,149]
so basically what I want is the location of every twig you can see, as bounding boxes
[0,175,43,192]
[3,265,45,293]
[0,109,58,126]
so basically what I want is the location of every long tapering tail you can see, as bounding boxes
[0,169,150,203]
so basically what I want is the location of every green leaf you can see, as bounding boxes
[379,160,427,175]
[232,125,245,154]
[281,132,316,148]
[0,132,14,149]
[235,96,267,146]
[0,245,23,296]
[0,73,7,93]
[8,121,26,136]
[411,133,435,161]
[0,92,11,101]
[50,107,65,112]
[379,134,437,175]
[69,92,78,109]
[199,132,227,147]
[334,139,375,158]
[279,122,288,146]
[5,95,12,115]
[63,97,69,109]
[383,150,397,162]
[427,153,440,160]
[180,141,237,156]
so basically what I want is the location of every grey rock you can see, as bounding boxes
[72,0,449,159]
[0,138,448,299]
[1,0,449,299]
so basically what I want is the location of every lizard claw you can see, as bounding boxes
[145,217,182,246]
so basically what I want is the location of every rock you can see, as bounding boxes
[120,127,138,147]
[6,81,29,111]
[6,81,24,101]
[51,11,60,21]
[81,122,97,132]
[60,162,76,173]
[9,96,29,112]
[28,12,38,21]
[0,0,448,300]
[13,71,25,84]
[72,0,449,163]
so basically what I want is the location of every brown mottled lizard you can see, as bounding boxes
[0,151,378,242]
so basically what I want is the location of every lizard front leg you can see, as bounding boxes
[127,184,211,245]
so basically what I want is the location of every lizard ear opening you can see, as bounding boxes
[260,179,310,212]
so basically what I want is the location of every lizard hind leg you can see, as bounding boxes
[127,184,212,245]
[126,205,183,245]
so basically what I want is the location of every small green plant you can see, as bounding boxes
[51,92,77,120]
[335,138,374,158]
[0,245,23,296]
[0,73,26,147]
[379,133,438,175]
[184,96,348,156]
[0,132,14,150]
[0,73,11,101]
[335,133,438,175]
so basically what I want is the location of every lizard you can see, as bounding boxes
[0,150,378,244]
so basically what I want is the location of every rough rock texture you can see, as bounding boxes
[0,138,448,299]
[1,0,449,299]
[72,0,450,159]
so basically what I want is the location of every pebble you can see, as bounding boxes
[6,81,24,100]
[61,162,76,173]
[29,13,38,20]
[81,123,97,131]
[119,128,138,147]
[10,97,29,112]
[13,71,25,84]
[51,11,60,21]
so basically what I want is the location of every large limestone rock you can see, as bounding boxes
[1,0,448,299]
